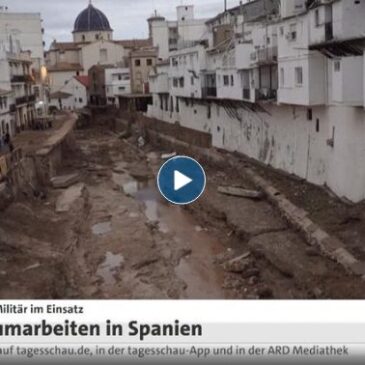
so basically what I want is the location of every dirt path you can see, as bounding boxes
[1,124,365,299]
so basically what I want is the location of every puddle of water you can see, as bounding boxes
[112,167,227,298]
[92,222,112,236]
[135,183,226,299]
[96,252,124,286]
[112,172,148,197]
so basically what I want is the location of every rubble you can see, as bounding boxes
[51,173,80,189]
[55,183,86,213]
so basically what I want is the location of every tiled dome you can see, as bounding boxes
[73,2,112,33]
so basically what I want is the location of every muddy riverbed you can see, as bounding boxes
[1,125,365,299]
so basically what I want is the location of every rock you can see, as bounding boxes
[51,173,80,189]
[55,183,85,213]
[312,287,324,298]
[224,253,252,273]
[242,268,260,279]
[161,152,177,160]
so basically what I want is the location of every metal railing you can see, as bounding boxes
[255,88,277,101]
[202,87,217,98]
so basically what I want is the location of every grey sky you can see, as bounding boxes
[4,0,240,47]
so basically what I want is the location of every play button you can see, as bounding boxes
[157,156,206,205]
[174,170,192,191]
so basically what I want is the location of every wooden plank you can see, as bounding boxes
[218,186,263,200]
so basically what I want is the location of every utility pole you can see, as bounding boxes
[224,0,227,12]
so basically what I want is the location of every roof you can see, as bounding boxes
[74,75,89,88]
[114,39,152,49]
[130,47,158,57]
[0,89,12,96]
[47,62,84,73]
[73,3,112,33]
[50,42,84,51]
[50,91,73,100]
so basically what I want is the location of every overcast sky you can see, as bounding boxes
[5,0,240,47]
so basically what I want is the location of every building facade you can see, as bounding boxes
[46,2,150,98]
[0,10,48,116]
[147,0,365,203]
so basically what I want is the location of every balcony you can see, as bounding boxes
[251,47,278,65]
[255,88,277,101]
[202,87,217,98]
[243,88,251,101]
[11,75,33,83]
[15,94,36,105]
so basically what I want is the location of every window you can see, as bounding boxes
[118,75,122,81]
[79,98,83,103]
[100,49,107,63]
[179,77,184,88]
[171,57,178,66]
[207,104,211,119]
[173,78,178,88]
[289,24,297,41]
[295,67,303,85]
[280,68,285,86]
[147,58,153,66]
[280,27,284,36]
[82,35,86,41]
[191,76,194,85]
[315,9,320,27]
[334,60,341,72]
[135,59,141,67]
[223,75,229,86]
[176,97,179,113]
[307,108,313,121]
[230,75,234,86]
[95,34,99,40]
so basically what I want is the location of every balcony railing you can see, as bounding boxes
[255,88,277,101]
[251,47,278,65]
[15,94,36,105]
[11,75,33,83]
[243,88,251,100]
[202,87,217,98]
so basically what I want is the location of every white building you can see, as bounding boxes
[148,5,209,60]
[49,75,88,111]
[105,67,131,106]
[0,9,48,115]
[147,0,365,203]
[0,37,36,134]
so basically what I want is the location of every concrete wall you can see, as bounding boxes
[49,70,79,94]
[73,30,113,43]
[147,96,365,202]
[81,41,125,73]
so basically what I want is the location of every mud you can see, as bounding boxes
[1,123,365,299]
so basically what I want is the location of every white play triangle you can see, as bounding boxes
[174,170,193,191]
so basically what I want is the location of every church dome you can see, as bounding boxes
[73,2,112,33]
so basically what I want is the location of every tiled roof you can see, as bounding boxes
[74,75,89,88]
[47,62,84,72]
